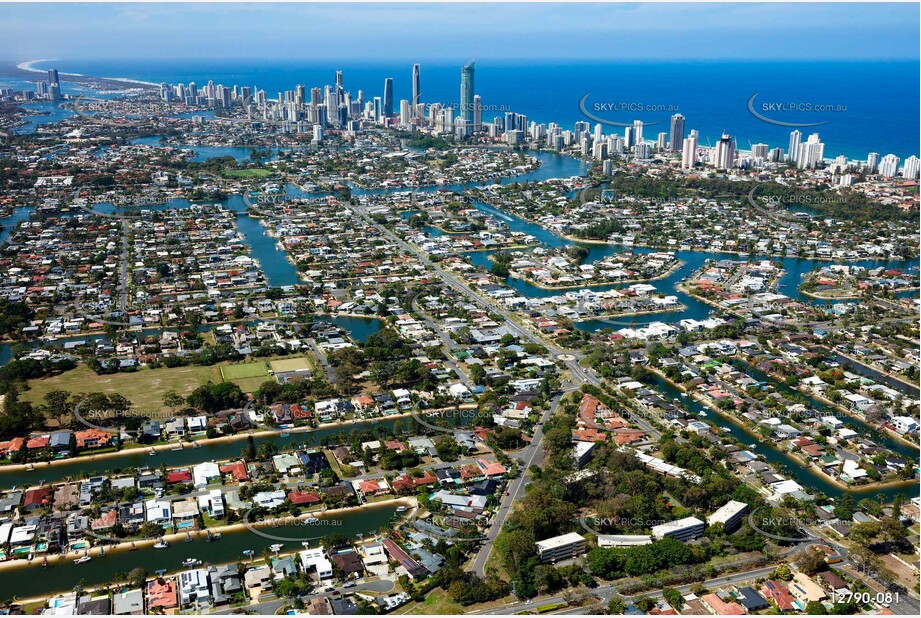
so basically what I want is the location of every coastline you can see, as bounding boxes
[15,59,160,88]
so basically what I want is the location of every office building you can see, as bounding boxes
[668,113,685,151]
[535,532,586,563]
[460,61,475,124]
[651,516,706,541]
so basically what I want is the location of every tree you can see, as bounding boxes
[772,563,792,581]
[832,494,854,521]
[805,601,827,615]
[607,597,625,615]
[163,390,185,414]
[242,436,257,461]
[663,588,684,611]
[41,389,71,428]
[795,547,827,576]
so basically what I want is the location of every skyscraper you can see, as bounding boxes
[796,133,824,169]
[460,61,475,124]
[788,130,802,165]
[714,133,735,169]
[866,152,879,173]
[902,155,920,180]
[681,133,698,169]
[668,114,685,152]
[48,68,59,85]
[632,120,644,146]
[383,78,394,118]
[878,154,900,178]
[473,94,482,130]
[412,64,421,113]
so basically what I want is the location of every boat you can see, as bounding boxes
[269,544,284,552]
[395,506,409,513]
[185,532,193,543]
[680,392,688,398]
[153,540,169,549]
[749,443,758,450]
[74,556,92,565]
[280,431,290,437]
[697,411,707,417]
[205,531,221,542]
[182,558,202,567]
[42,556,49,568]
[129,543,138,551]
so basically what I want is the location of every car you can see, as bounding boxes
[343,582,356,589]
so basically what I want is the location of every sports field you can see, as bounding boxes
[269,357,314,373]
[219,361,269,381]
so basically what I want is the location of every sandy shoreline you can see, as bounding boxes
[16,59,160,88]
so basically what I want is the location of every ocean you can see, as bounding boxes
[21,58,920,161]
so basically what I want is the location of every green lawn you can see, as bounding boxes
[231,376,272,394]
[220,361,269,381]
[221,168,274,178]
[22,364,221,412]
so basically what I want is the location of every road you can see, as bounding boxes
[469,390,568,577]
[306,337,338,384]
[410,291,473,389]
[118,219,129,313]
[469,565,780,615]
[350,200,671,577]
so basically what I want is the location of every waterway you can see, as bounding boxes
[0,503,399,600]
[1,148,917,502]
[0,414,419,490]
[649,373,916,503]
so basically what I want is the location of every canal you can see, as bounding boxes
[0,414,421,490]
[649,373,916,503]
[0,503,400,600]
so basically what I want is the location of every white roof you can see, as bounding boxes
[707,500,749,525]
[535,532,585,552]
[651,516,705,537]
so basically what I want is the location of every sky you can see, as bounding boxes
[1,2,918,61]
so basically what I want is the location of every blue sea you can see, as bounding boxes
[18,58,921,160]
